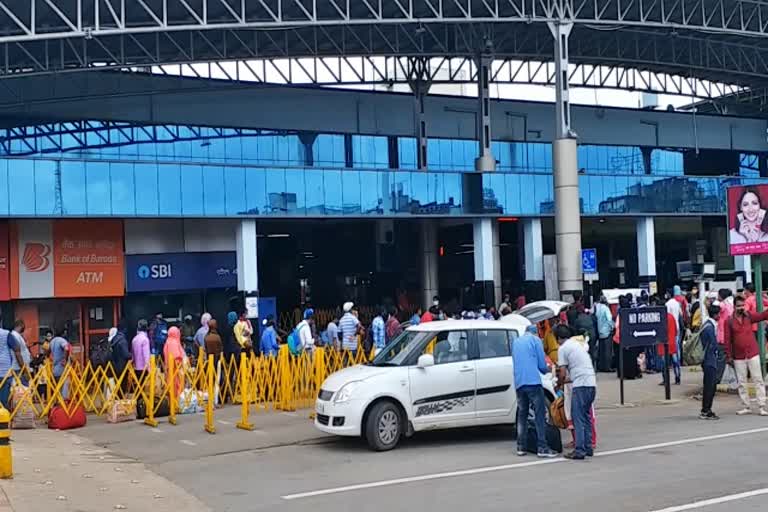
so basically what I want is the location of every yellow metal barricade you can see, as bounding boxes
[236,353,254,431]
[204,355,215,434]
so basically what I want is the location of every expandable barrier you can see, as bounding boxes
[0,345,373,432]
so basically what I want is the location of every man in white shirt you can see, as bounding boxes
[297,309,316,355]
[555,324,596,461]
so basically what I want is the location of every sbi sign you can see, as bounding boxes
[137,263,172,280]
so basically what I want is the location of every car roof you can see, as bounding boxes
[498,314,532,327]
[406,319,516,332]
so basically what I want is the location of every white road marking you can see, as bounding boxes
[282,426,768,501]
[179,440,197,446]
[149,428,164,433]
[217,420,232,425]
[648,487,768,512]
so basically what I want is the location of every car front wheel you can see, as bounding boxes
[365,401,402,451]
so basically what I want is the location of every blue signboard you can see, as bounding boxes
[126,252,237,292]
[582,248,597,274]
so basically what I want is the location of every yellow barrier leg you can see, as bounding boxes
[144,356,158,428]
[0,406,12,479]
[236,353,254,431]
[205,355,215,434]
[277,345,295,412]
[309,348,326,420]
[168,355,177,426]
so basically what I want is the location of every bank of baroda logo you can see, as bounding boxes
[22,243,51,272]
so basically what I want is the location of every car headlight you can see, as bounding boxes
[334,381,361,403]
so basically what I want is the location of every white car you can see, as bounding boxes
[314,302,567,451]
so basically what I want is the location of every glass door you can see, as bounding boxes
[81,299,119,365]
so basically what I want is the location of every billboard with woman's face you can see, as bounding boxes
[728,185,768,255]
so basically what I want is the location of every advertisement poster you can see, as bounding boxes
[10,220,125,299]
[728,185,768,256]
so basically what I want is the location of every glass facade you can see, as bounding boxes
[0,156,762,218]
[0,120,764,218]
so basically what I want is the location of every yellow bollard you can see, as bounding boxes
[309,347,327,420]
[236,353,254,431]
[168,355,177,426]
[144,356,158,428]
[204,355,215,434]
[0,406,11,479]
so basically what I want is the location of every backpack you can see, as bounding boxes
[150,319,168,346]
[287,323,304,356]
[90,337,112,367]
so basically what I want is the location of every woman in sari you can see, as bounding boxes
[163,326,185,398]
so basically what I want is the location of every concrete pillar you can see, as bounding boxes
[236,219,258,293]
[475,53,496,172]
[473,218,499,307]
[637,217,657,293]
[420,219,439,309]
[549,21,582,298]
[735,255,752,286]
[523,218,545,299]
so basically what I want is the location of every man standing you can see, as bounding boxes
[700,302,721,420]
[339,302,361,355]
[725,296,768,416]
[512,325,557,458]
[0,323,24,407]
[297,309,316,355]
[594,296,614,372]
[556,324,596,460]
[385,307,402,342]
[371,308,386,351]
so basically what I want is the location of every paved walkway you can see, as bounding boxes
[0,429,210,512]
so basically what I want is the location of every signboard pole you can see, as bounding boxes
[756,257,766,377]
[619,342,625,406]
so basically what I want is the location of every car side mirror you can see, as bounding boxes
[417,354,435,368]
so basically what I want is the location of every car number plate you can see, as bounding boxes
[316,401,325,414]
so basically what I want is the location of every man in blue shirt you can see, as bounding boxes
[260,315,280,357]
[371,309,386,350]
[0,326,22,409]
[512,325,557,458]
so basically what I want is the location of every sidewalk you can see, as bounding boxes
[0,429,210,512]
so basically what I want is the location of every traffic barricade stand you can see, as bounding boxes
[236,353,254,431]
[277,345,295,412]
[309,347,327,419]
[204,354,215,434]
[144,355,158,428]
[168,355,177,426]
[0,406,11,478]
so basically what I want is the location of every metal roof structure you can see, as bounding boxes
[0,0,766,101]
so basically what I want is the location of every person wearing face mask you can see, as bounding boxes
[725,295,768,416]
[730,188,768,244]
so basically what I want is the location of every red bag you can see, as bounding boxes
[48,403,87,430]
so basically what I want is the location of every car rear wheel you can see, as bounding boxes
[365,401,402,451]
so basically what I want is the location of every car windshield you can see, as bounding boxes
[370,330,433,367]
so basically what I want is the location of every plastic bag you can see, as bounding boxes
[720,364,739,391]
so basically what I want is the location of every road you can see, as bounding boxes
[139,389,768,512]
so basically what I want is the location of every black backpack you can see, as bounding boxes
[90,337,112,368]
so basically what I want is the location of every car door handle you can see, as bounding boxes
[459,367,474,373]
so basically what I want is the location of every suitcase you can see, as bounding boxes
[106,399,136,424]
[136,397,170,420]
[48,403,87,430]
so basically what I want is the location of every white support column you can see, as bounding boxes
[236,219,258,293]
[637,217,657,292]
[473,218,498,307]
[420,219,439,308]
[523,218,544,282]
[736,255,753,285]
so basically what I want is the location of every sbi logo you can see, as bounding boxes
[137,264,172,280]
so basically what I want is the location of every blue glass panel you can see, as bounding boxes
[341,170,361,215]
[203,166,226,215]
[224,167,247,216]
[0,160,8,216]
[8,159,35,215]
[410,171,429,211]
[390,172,411,213]
[315,135,345,167]
[60,161,86,215]
[33,160,58,216]
[444,173,463,212]
[134,163,159,216]
[503,174,521,214]
[110,162,136,216]
[244,167,266,215]
[180,165,204,216]
[359,171,382,214]
[84,161,111,215]
[207,138,228,165]
[157,164,182,215]
[264,168,288,215]
[225,137,243,164]
[284,169,306,215]
[353,136,388,168]
[305,169,325,215]
[323,170,342,214]
[398,138,417,170]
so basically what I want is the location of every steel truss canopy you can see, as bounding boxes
[1,0,768,96]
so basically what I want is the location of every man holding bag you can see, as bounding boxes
[725,295,768,416]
